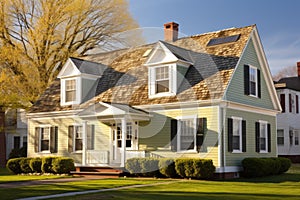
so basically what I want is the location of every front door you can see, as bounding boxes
[112,122,138,164]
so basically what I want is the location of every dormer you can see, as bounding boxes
[57,58,105,106]
[145,41,193,98]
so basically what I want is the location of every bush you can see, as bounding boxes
[175,158,215,179]
[242,157,292,178]
[193,159,215,179]
[278,157,291,174]
[8,146,27,159]
[41,157,55,173]
[30,158,42,173]
[125,158,142,175]
[6,158,23,174]
[140,158,160,177]
[19,158,33,173]
[52,157,75,174]
[158,158,176,178]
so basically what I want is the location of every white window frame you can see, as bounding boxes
[259,120,268,153]
[277,129,284,146]
[39,125,51,153]
[232,117,243,153]
[177,115,197,152]
[73,125,83,152]
[149,64,176,98]
[249,65,258,97]
[61,77,81,106]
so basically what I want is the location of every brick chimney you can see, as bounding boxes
[164,22,179,42]
[297,62,300,77]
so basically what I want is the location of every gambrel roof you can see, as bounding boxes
[29,25,257,113]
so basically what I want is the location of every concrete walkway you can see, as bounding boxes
[16,181,177,200]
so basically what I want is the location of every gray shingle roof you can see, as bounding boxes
[276,77,300,91]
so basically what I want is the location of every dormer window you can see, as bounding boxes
[155,66,170,93]
[65,79,77,102]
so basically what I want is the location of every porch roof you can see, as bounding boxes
[77,102,150,121]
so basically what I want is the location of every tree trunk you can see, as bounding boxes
[0,107,6,167]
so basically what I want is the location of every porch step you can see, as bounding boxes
[71,166,124,178]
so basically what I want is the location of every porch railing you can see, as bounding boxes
[126,150,146,160]
[86,150,109,164]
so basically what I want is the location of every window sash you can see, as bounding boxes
[74,126,83,151]
[40,127,50,151]
[232,118,242,151]
[155,66,170,94]
[249,67,257,96]
[277,130,284,145]
[179,119,196,151]
[259,123,267,151]
[65,79,76,102]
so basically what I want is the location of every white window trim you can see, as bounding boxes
[148,64,177,98]
[73,124,83,153]
[176,115,197,153]
[277,129,284,146]
[60,77,82,106]
[259,120,268,153]
[231,116,243,153]
[249,65,258,98]
[38,125,51,153]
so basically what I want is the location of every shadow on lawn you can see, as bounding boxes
[226,173,300,183]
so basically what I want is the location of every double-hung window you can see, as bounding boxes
[232,118,242,152]
[255,121,271,153]
[178,118,196,151]
[277,129,284,145]
[65,79,76,102]
[35,126,58,153]
[155,66,170,93]
[41,127,50,152]
[74,126,83,151]
[244,65,261,98]
[259,122,267,152]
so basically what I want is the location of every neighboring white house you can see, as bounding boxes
[5,108,28,158]
[275,62,300,162]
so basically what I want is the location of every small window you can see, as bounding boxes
[65,79,76,102]
[277,129,284,145]
[74,126,83,151]
[179,118,196,151]
[232,118,242,152]
[259,122,268,152]
[289,130,293,146]
[41,127,50,151]
[249,67,257,96]
[244,65,261,98]
[155,66,169,93]
[295,131,299,146]
[13,136,20,149]
[126,123,133,148]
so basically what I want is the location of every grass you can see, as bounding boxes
[0,167,71,183]
[1,165,300,200]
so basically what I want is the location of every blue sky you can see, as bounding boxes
[129,0,300,75]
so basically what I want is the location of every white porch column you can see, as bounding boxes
[82,121,87,166]
[121,118,127,167]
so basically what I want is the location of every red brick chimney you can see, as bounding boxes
[297,62,300,77]
[164,22,179,42]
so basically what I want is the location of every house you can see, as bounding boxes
[275,62,300,162]
[26,22,281,178]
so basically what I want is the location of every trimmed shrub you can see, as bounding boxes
[193,159,215,179]
[242,157,292,178]
[20,158,33,173]
[29,157,42,173]
[278,157,291,174]
[175,158,187,178]
[140,158,160,177]
[158,158,176,178]
[126,158,142,175]
[6,158,23,174]
[52,157,75,174]
[41,157,55,173]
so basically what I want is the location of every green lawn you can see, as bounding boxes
[1,166,300,200]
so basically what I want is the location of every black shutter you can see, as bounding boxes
[50,126,58,153]
[170,119,177,152]
[196,118,207,152]
[296,95,299,114]
[244,65,250,95]
[34,127,40,153]
[280,94,285,113]
[257,69,261,98]
[255,122,260,153]
[267,123,271,152]
[87,125,95,150]
[68,126,74,153]
[228,118,233,152]
[242,120,246,152]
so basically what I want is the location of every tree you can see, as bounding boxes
[0,0,140,107]
[272,65,297,81]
